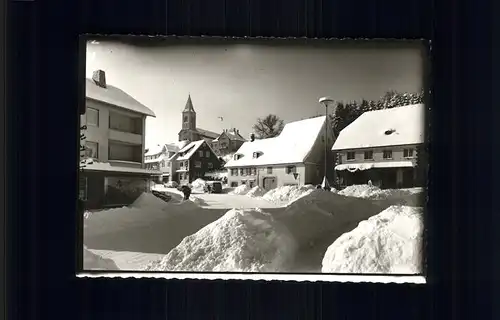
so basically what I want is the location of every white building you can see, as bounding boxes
[332,104,425,189]
[144,141,189,182]
[224,116,334,190]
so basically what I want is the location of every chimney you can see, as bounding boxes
[92,70,106,88]
[250,133,255,142]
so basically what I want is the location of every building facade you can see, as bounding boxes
[211,129,247,156]
[176,140,222,185]
[332,104,424,189]
[144,143,185,183]
[225,116,334,190]
[80,70,158,209]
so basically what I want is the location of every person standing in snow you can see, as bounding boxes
[368,180,373,186]
[182,185,191,201]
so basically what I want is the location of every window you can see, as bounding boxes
[286,166,297,174]
[240,168,245,176]
[109,112,142,134]
[161,161,165,168]
[79,176,87,201]
[180,162,184,167]
[208,162,213,169]
[245,168,251,175]
[185,161,189,167]
[346,152,355,161]
[241,180,246,185]
[184,116,188,123]
[383,150,393,159]
[234,169,238,176]
[267,167,273,174]
[86,107,99,127]
[364,151,373,160]
[253,152,262,159]
[199,151,204,157]
[167,162,170,167]
[195,161,202,168]
[404,148,414,158]
[251,168,257,175]
[231,182,238,187]
[85,141,98,159]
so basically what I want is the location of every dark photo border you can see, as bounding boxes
[5,0,494,318]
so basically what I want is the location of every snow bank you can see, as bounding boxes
[338,185,424,203]
[229,184,250,195]
[84,192,200,238]
[143,209,297,272]
[164,181,179,188]
[83,247,119,270]
[321,205,423,274]
[262,185,316,205]
[191,178,207,193]
[338,184,383,198]
[274,190,391,248]
[131,192,170,210]
[246,186,266,198]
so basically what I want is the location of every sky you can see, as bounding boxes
[86,38,425,148]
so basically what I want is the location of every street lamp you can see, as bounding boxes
[319,96,336,190]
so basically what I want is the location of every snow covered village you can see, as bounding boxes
[81,39,427,276]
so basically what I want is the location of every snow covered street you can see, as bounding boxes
[83,184,424,273]
[190,193,280,209]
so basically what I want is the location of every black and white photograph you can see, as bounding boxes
[80,37,428,281]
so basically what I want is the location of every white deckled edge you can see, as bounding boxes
[77,272,426,284]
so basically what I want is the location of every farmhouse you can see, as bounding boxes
[224,116,334,190]
[176,140,223,185]
[80,70,158,209]
[332,103,425,189]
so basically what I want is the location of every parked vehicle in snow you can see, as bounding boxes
[204,181,223,194]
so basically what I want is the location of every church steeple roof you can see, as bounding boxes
[183,94,195,112]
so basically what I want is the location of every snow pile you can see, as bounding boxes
[191,178,207,193]
[84,192,201,238]
[83,247,119,270]
[229,184,250,195]
[130,192,170,210]
[143,209,297,272]
[246,186,266,198]
[262,185,316,205]
[164,181,179,188]
[338,184,383,199]
[321,205,423,274]
[222,153,235,163]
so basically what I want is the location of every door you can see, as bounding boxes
[263,177,277,191]
[402,168,414,188]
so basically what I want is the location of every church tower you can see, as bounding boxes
[178,94,198,141]
[182,94,196,130]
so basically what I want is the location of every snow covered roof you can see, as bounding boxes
[224,116,327,168]
[214,130,247,142]
[196,128,219,139]
[332,104,424,151]
[335,161,415,171]
[177,140,206,161]
[85,79,156,117]
[144,144,164,157]
[145,142,185,157]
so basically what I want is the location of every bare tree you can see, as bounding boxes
[252,114,285,139]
